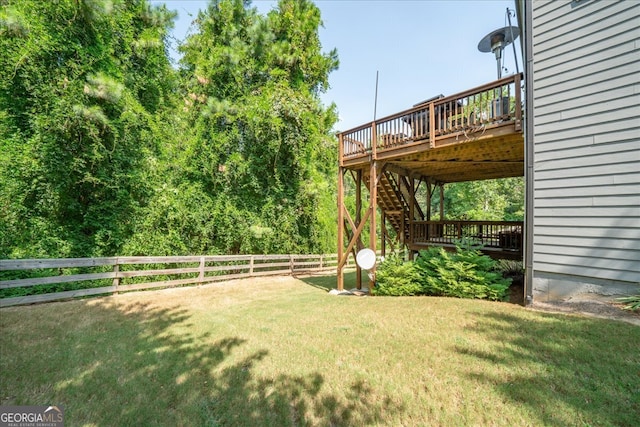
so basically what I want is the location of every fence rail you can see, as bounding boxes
[0,254,348,307]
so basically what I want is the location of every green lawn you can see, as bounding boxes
[1,273,638,426]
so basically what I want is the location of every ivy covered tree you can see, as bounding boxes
[1,0,340,258]
[0,0,178,257]
[131,0,339,255]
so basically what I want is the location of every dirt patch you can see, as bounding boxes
[504,275,639,326]
[507,278,525,305]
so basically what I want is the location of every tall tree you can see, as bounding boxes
[0,0,177,257]
[152,0,339,255]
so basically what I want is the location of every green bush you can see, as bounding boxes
[415,247,510,301]
[372,245,511,301]
[372,256,422,296]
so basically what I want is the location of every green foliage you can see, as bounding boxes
[617,295,640,312]
[373,245,510,301]
[168,0,339,255]
[1,0,338,258]
[0,0,178,258]
[430,178,524,221]
[415,247,510,301]
[496,259,524,276]
[372,255,422,296]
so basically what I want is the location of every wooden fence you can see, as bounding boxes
[0,254,349,308]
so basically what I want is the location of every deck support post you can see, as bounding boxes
[439,183,444,220]
[337,133,345,291]
[426,179,432,222]
[409,177,415,251]
[425,179,432,241]
[369,160,378,290]
[356,169,363,290]
[368,121,378,290]
[381,211,387,258]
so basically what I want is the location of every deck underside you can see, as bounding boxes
[336,75,526,290]
[345,125,524,184]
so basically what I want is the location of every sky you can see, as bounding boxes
[154,0,522,132]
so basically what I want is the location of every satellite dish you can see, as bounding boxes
[478,25,519,79]
[356,248,376,270]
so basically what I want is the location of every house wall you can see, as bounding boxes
[531,0,640,301]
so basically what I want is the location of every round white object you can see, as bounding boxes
[356,248,376,270]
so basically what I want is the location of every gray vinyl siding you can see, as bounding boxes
[532,0,640,285]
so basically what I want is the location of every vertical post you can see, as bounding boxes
[398,174,405,256]
[400,210,405,257]
[371,121,377,158]
[249,255,254,275]
[381,211,387,258]
[289,254,295,274]
[409,177,416,243]
[524,0,534,305]
[514,72,522,131]
[426,181,432,239]
[426,180,431,221]
[429,102,436,148]
[439,183,444,220]
[337,130,346,290]
[198,256,205,285]
[356,169,362,290]
[369,122,378,290]
[112,260,120,295]
[369,165,377,290]
[337,151,345,291]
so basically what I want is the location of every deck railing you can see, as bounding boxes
[412,220,523,252]
[340,74,522,159]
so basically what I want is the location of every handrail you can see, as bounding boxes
[339,74,522,136]
[339,74,524,160]
[412,220,523,252]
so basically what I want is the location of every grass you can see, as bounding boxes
[1,272,639,426]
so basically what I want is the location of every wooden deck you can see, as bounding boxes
[339,74,523,182]
[336,75,525,289]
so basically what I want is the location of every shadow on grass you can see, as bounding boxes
[456,311,640,426]
[298,271,369,293]
[0,298,399,426]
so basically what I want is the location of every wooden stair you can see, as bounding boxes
[364,171,424,244]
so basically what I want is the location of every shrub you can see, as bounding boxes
[372,255,422,296]
[372,245,511,301]
[617,295,640,312]
[496,259,524,277]
[414,246,510,301]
